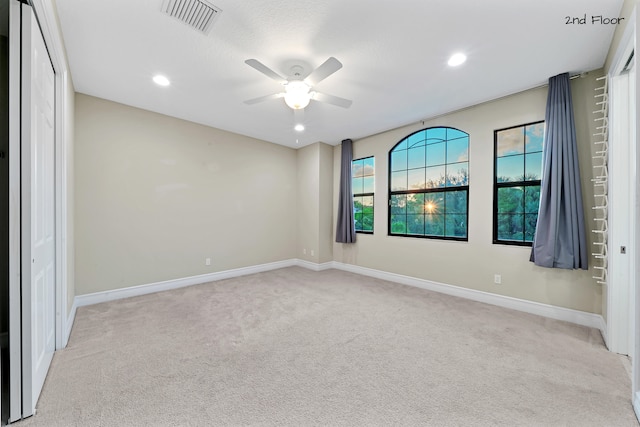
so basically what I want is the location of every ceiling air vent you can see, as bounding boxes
[161,0,222,34]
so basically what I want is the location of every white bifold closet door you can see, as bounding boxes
[20,4,56,417]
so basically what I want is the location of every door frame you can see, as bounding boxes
[608,47,635,356]
[8,0,72,421]
[607,3,639,420]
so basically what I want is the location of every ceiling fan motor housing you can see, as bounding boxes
[289,65,305,79]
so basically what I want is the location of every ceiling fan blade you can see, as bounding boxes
[243,92,284,105]
[245,59,287,85]
[305,57,343,86]
[312,91,352,109]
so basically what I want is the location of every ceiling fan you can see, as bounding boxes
[243,57,352,110]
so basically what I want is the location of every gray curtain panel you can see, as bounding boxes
[335,138,356,243]
[530,72,588,269]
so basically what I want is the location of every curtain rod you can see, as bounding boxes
[413,71,593,127]
[520,72,586,91]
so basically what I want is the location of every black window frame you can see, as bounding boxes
[352,156,375,234]
[387,127,469,241]
[492,120,544,246]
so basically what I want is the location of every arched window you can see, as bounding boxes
[388,127,469,240]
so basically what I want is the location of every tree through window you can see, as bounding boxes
[388,127,469,240]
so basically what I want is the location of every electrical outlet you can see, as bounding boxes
[303,248,307,255]
[205,258,211,266]
[311,250,315,256]
[494,274,502,284]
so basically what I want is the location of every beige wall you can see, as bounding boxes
[333,73,603,314]
[318,142,334,264]
[74,94,297,295]
[297,143,320,262]
[572,70,607,319]
[296,142,334,264]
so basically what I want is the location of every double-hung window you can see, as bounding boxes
[493,121,544,245]
[352,157,374,233]
[389,127,469,240]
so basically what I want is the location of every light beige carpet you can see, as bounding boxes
[16,267,638,426]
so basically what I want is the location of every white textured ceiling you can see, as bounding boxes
[55,0,624,148]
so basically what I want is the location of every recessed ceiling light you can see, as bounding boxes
[448,53,467,67]
[153,75,170,86]
[294,124,305,132]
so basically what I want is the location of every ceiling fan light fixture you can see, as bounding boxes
[153,75,171,86]
[447,52,467,67]
[244,57,351,110]
[284,81,311,110]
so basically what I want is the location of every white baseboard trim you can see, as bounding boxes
[295,259,334,271]
[74,259,298,307]
[65,300,77,346]
[597,315,608,347]
[72,258,605,336]
[329,261,605,332]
